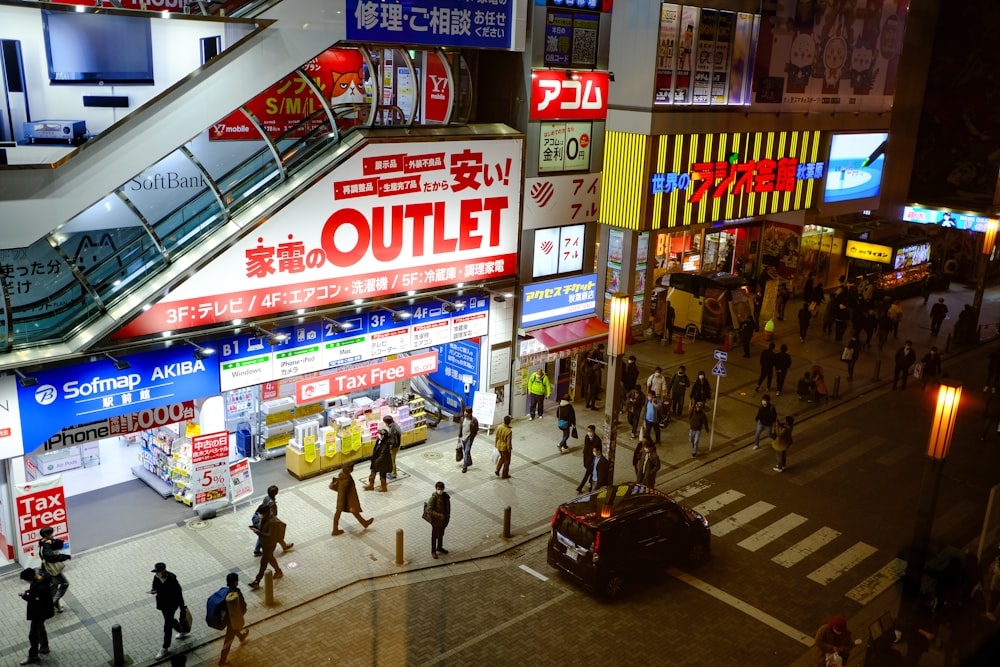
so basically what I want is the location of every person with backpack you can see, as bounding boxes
[17,567,54,665]
[213,572,249,666]
[37,526,70,612]
[148,562,188,661]
[526,368,551,420]
[425,481,451,559]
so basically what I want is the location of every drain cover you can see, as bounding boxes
[423,451,443,460]
[187,519,211,531]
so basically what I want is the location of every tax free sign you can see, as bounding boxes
[116,137,522,338]
[15,345,221,455]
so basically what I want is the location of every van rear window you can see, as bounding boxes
[554,511,595,549]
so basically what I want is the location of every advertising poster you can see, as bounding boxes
[117,138,521,337]
[760,221,802,281]
[539,122,590,173]
[533,227,561,277]
[727,13,755,105]
[0,375,24,461]
[570,11,600,68]
[752,0,909,112]
[692,9,716,105]
[15,475,69,559]
[191,432,231,507]
[422,52,452,124]
[544,11,573,66]
[902,206,996,233]
[712,11,734,104]
[894,243,931,270]
[674,5,700,103]
[229,458,254,505]
[654,3,680,104]
[426,340,481,412]
[823,133,888,203]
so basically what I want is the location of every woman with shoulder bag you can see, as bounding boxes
[556,393,576,452]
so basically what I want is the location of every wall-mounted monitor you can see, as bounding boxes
[42,9,154,85]
[823,132,888,204]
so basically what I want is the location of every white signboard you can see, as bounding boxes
[0,375,24,461]
[523,172,601,228]
[116,138,522,338]
[472,390,497,427]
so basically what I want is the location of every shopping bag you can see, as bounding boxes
[455,446,463,462]
[841,346,852,361]
[912,362,924,379]
[571,426,579,439]
[179,605,193,633]
[491,448,500,465]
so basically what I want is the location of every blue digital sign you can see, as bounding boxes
[427,340,481,411]
[521,273,598,328]
[347,0,515,50]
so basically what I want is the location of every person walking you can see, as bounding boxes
[249,504,284,588]
[930,297,948,336]
[254,485,294,555]
[148,562,188,661]
[329,462,372,536]
[457,406,479,472]
[876,309,893,351]
[771,415,794,472]
[217,572,249,667]
[38,526,70,613]
[587,444,610,491]
[635,438,661,486]
[646,366,668,398]
[585,344,605,409]
[624,385,644,438]
[822,298,837,335]
[920,346,943,389]
[756,342,776,392]
[842,334,861,381]
[813,616,853,667]
[799,301,812,343]
[383,415,402,480]
[893,340,917,390]
[739,316,755,358]
[364,427,393,492]
[493,415,513,478]
[621,354,639,393]
[833,303,851,342]
[17,567,54,665]
[669,366,691,417]
[577,425,603,492]
[556,394,576,452]
[688,402,709,457]
[425,481,451,559]
[776,282,790,320]
[665,301,676,343]
[773,344,791,396]
[888,299,904,339]
[690,370,712,410]
[752,394,778,450]
[643,390,663,444]
[527,368,551,420]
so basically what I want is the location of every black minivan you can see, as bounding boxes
[547,484,710,598]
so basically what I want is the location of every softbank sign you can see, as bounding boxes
[116,137,523,338]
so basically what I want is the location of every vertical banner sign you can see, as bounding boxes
[191,432,231,507]
[0,374,24,461]
[15,476,69,559]
[229,458,254,505]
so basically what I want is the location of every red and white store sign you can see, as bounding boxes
[192,431,230,464]
[192,431,230,506]
[423,54,452,124]
[15,476,69,559]
[530,70,609,121]
[523,173,601,227]
[116,138,522,338]
[38,401,195,453]
[295,351,438,405]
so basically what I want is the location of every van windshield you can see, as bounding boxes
[554,511,595,550]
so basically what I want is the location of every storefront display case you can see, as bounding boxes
[846,238,933,295]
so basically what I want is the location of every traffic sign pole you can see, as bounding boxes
[709,374,720,452]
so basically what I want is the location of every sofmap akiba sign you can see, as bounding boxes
[347,0,519,50]
[115,138,522,338]
[15,346,221,454]
[530,70,609,121]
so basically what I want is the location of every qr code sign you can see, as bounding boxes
[572,28,597,67]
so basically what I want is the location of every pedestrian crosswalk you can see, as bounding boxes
[670,478,904,606]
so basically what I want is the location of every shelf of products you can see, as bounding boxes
[169,437,195,505]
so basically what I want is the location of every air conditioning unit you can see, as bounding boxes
[23,119,86,145]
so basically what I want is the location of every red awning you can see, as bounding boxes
[527,317,609,353]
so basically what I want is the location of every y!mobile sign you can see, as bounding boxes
[295,351,439,405]
[116,137,522,338]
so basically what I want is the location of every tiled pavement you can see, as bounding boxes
[1,284,998,666]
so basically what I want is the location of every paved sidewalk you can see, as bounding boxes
[1,283,996,666]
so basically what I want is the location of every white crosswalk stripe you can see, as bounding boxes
[692,489,745,516]
[771,527,842,567]
[670,479,714,501]
[807,542,878,586]
[846,558,906,604]
[711,501,775,537]
[738,513,808,552]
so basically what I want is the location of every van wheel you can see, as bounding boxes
[603,571,626,598]
[686,541,708,566]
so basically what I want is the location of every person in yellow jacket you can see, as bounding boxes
[493,415,513,479]
[527,368,551,420]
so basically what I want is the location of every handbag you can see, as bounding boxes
[557,418,569,429]
[491,448,500,465]
[571,426,579,439]
[455,445,463,462]
[179,605,193,633]
[912,361,924,379]
[841,346,852,361]
[42,560,65,576]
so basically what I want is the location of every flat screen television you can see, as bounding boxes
[42,9,154,85]
[823,132,888,204]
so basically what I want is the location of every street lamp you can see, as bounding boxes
[899,381,962,629]
[604,293,631,482]
[972,219,999,336]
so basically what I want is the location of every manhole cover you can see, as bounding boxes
[423,451,443,460]
[187,519,211,531]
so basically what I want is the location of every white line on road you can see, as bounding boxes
[667,567,814,646]
[772,527,842,568]
[846,558,906,605]
[519,564,549,581]
[738,513,808,552]
[670,478,714,501]
[807,542,878,586]
[692,489,746,516]
[710,501,775,537]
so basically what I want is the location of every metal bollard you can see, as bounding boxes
[111,623,127,666]
[873,359,881,381]
[396,528,404,565]
[832,376,840,399]
[264,569,274,606]
[503,506,512,539]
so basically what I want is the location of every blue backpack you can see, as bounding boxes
[205,587,230,630]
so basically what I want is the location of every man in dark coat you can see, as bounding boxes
[893,340,917,390]
[18,567,54,665]
[929,297,948,336]
[621,355,639,393]
[383,415,403,479]
[756,342,776,393]
[426,481,452,559]
[739,316,755,358]
[365,428,393,492]
[218,572,249,666]
[773,344,792,396]
[149,562,187,661]
[330,462,373,535]
[577,426,603,493]
[249,505,284,588]
[587,444,610,491]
